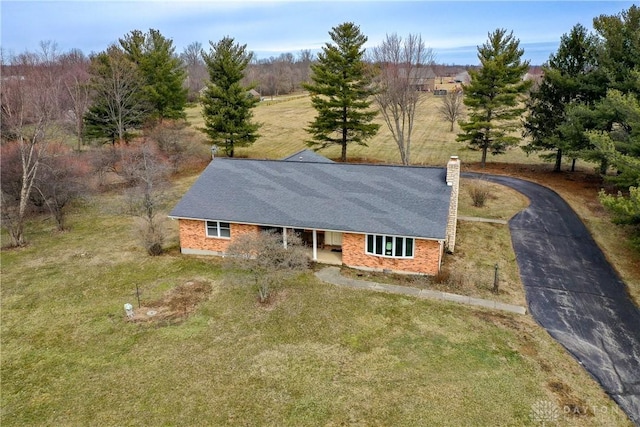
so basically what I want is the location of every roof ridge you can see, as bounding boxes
[215,156,445,170]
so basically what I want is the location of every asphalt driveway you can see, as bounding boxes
[465,173,640,425]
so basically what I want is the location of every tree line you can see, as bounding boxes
[2,4,639,251]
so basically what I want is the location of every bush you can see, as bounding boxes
[224,230,309,303]
[468,181,492,207]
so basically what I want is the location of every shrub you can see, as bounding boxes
[468,181,492,207]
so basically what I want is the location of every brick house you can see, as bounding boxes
[169,151,460,275]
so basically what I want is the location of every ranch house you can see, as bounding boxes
[169,151,460,275]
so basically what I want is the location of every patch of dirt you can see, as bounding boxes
[126,280,213,324]
[547,379,594,418]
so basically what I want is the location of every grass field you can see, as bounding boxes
[2,92,638,425]
[187,93,543,165]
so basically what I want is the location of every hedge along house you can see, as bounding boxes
[169,151,460,275]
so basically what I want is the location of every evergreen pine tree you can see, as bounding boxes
[200,37,260,157]
[119,29,187,123]
[304,22,379,162]
[523,24,601,171]
[457,29,531,167]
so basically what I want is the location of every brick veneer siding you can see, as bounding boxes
[341,233,442,275]
[178,220,259,253]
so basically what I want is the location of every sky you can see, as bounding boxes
[1,1,636,65]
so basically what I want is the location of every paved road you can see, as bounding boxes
[466,173,640,425]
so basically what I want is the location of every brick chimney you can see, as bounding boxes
[445,156,460,253]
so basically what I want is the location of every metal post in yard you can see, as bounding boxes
[493,264,499,294]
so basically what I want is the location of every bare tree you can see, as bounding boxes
[371,33,435,165]
[224,230,309,303]
[119,143,170,255]
[60,49,91,150]
[84,44,147,144]
[32,143,91,231]
[145,122,209,173]
[438,90,464,132]
[180,42,207,102]
[0,48,62,246]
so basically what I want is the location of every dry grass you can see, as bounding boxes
[187,93,540,165]
[1,202,631,425]
[459,177,530,219]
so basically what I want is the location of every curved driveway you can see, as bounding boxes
[465,173,640,425]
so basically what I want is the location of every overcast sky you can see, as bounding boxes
[1,1,635,65]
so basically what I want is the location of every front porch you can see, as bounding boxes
[307,248,343,266]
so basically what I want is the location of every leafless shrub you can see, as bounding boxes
[432,268,451,284]
[467,180,492,207]
[134,216,166,256]
[224,230,309,303]
[145,122,209,173]
[121,142,170,255]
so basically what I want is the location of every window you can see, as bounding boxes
[366,234,414,258]
[206,221,231,238]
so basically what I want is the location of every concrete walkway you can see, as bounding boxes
[315,266,527,315]
[458,215,508,225]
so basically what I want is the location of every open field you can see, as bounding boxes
[187,93,545,165]
[1,187,632,426]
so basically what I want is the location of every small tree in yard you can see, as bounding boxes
[438,91,464,132]
[119,143,170,255]
[224,230,309,303]
[32,143,91,231]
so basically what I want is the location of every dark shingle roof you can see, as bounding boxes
[170,158,451,239]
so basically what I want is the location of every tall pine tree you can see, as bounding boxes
[119,29,187,123]
[304,22,379,162]
[200,37,260,157]
[523,24,601,171]
[457,29,530,167]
